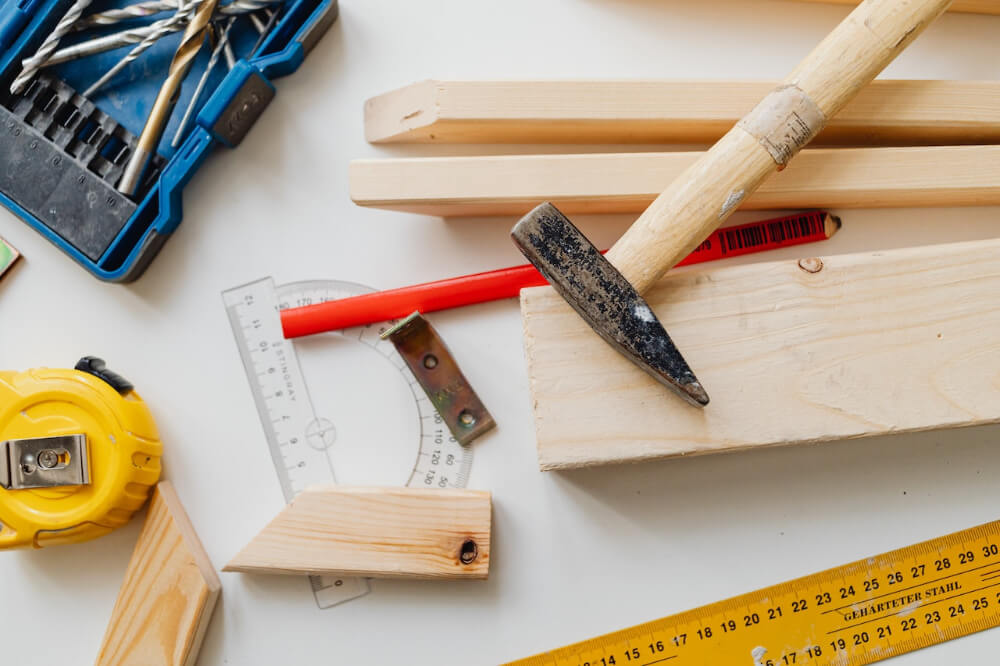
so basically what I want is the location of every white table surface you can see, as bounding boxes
[2,1,1000,664]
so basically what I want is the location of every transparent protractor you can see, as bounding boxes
[276,280,473,490]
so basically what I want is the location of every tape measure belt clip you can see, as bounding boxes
[0,434,90,490]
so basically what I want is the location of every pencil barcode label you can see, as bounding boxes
[678,211,832,267]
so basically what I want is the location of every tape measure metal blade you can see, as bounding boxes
[509,521,1000,666]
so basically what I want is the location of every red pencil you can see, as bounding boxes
[282,211,840,339]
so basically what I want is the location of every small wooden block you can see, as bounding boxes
[96,481,220,666]
[224,486,492,580]
[364,80,1000,144]
[522,238,1000,470]
[349,145,1000,217]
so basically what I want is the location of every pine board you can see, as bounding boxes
[521,238,1000,470]
[349,145,1000,217]
[95,482,220,666]
[364,80,1000,143]
[224,486,492,580]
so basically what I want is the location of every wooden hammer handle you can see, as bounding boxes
[606,0,952,293]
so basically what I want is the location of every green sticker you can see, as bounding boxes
[0,236,20,277]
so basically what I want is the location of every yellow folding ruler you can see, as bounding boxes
[509,520,1000,666]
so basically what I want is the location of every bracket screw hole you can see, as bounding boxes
[422,354,438,369]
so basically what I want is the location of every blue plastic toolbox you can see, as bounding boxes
[0,0,336,281]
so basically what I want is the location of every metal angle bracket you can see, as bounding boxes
[381,312,496,446]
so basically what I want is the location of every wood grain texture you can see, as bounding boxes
[607,0,951,292]
[96,482,220,666]
[364,80,1000,144]
[794,0,998,14]
[521,238,1000,470]
[224,486,492,580]
[350,145,1000,216]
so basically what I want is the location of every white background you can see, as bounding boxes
[2,1,1000,664]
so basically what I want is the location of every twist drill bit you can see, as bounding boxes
[74,0,280,31]
[248,11,266,33]
[47,0,282,67]
[249,6,279,55]
[118,0,221,196]
[84,1,196,97]
[10,0,94,94]
[170,17,234,147]
[48,22,175,67]
[223,40,236,68]
[73,0,179,31]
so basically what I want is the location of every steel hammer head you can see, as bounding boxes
[511,202,709,407]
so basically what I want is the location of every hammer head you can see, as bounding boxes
[511,203,709,408]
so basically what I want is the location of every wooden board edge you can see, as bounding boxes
[222,559,491,580]
[154,482,221,666]
[364,79,440,143]
[155,481,222,594]
[792,0,1000,15]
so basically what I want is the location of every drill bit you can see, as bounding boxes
[10,0,94,94]
[118,0,221,196]
[84,1,196,97]
[249,5,279,55]
[248,11,266,33]
[46,0,282,67]
[170,17,234,147]
[72,0,179,31]
[74,0,281,31]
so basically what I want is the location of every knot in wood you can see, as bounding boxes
[798,257,824,274]
[459,539,479,564]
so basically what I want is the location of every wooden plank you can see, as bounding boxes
[521,238,1000,470]
[224,486,492,580]
[794,0,1000,15]
[349,145,1000,217]
[364,80,1000,144]
[96,482,220,666]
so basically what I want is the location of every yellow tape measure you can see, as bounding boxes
[0,358,162,549]
[510,521,1000,666]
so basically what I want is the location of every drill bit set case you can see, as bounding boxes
[0,0,335,281]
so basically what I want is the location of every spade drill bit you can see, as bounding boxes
[84,0,196,97]
[10,0,94,94]
[118,0,221,196]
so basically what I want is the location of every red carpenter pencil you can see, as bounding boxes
[281,211,840,339]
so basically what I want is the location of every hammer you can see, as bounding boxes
[511,0,951,408]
